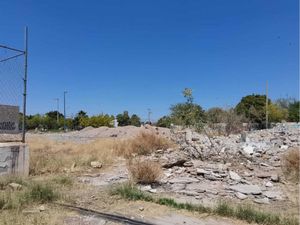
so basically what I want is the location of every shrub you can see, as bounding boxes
[112,183,154,201]
[25,183,57,203]
[0,180,58,210]
[225,109,247,135]
[156,116,172,128]
[281,147,300,182]
[127,159,162,184]
[288,101,300,122]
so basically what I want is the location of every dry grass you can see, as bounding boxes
[28,137,117,175]
[115,132,173,158]
[28,132,172,175]
[281,147,300,182]
[127,158,162,184]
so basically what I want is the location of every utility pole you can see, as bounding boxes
[54,98,59,124]
[22,26,28,143]
[63,91,67,132]
[266,81,268,129]
[147,108,152,124]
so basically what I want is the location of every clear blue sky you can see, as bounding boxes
[0,0,298,121]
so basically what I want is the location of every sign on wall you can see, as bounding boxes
[0,105,19,134]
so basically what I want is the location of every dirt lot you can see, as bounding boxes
[0,124,299,225]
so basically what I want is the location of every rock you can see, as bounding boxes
[229,184,262,195]
[260,163,270,167]
[206,189,218,195]
[265,182,273,187]
[185,183,206,193]
[229,171,241,181]
[256,172,272,179]
[161,151,188,169]
[149,189,157,193]
[240,145,254,157]
[235,192,248,200]
[8,183,22,191]
[39,205,46,212]
[196,168,210,175]
[204,174,222,181]
[139,207,144,211]
[185,130,192,143]
[178,190,199,196]
[264,191,282,200]
[90,161,102,168]
[140,185,152,192]
[271,174,279,182]
[280,145,289,150]
[168,177,199,184]
[254,197,270,204]
[183,161,193,167]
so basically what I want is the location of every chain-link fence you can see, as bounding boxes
[0,43,26,142]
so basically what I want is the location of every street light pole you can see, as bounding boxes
[22,26,28,143]
[63,91,67,132]
[147,108,152,124]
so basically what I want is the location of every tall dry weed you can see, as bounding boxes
[115,132,172,158]
[127,158,162,184]
[281,147,300,182]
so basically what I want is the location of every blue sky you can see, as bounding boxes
[0,0,298,121]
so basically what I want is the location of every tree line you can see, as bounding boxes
[25,110,141,130]
[25,88,299,131]
[156,88,299,130]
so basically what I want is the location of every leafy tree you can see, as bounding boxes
[156,116,172,128]
[45,111,63,120]
[206,107,228,123]
[80,114,114,128]
[288,101,300,122]
[268,103,288,123]
[117,111,131,126]
[130,114,141,127]
[182,88,193,104]
[170,88,205,128]
[235,94,270,127]
[73,110,88,129]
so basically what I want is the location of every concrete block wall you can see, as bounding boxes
[0,142,29,176]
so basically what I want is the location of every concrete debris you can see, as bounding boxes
[235,192,248,200]
[229,184,262,195]
[90,161,102,168]
[254,197,270,204]
[229,171,241,181]
[77,123,298,206]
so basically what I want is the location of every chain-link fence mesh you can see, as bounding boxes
[0,46,24,142]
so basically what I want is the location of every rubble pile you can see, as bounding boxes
[142,123,299,205]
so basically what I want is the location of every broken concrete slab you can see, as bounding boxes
[229,184,262,195]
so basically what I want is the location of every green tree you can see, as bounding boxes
[73,110,88,129]
[130,114,141,127]
[206,107,227,123]
[235,94,270,127]
[156,116,172,128]
[45,111,63,120]
[117,111,131,126]
[268,103,288,123]
[182,88,193,104]
[288,101,300,122]
[170,88,205,128]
